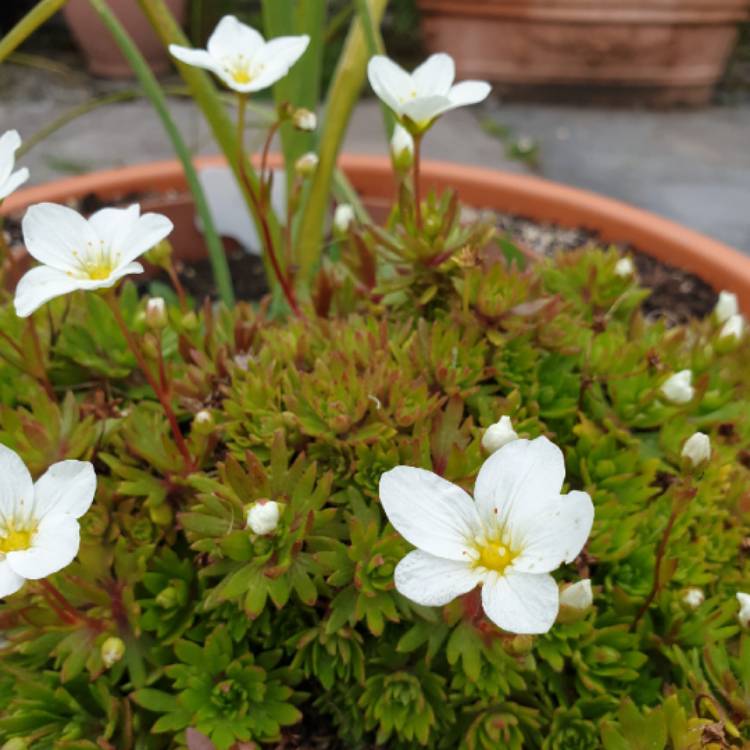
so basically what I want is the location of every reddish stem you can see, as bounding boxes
[38,579,102,630]
[165,260,188,312]
[105,292,194,472]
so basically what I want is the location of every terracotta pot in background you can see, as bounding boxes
[417,0,750,105]
[63,0,187,78]
[2,155,750,310]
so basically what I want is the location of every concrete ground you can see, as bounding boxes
[2,63,750,253]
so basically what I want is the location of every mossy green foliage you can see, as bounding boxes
[0,219,749,749]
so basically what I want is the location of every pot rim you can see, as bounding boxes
[3,153,749,311]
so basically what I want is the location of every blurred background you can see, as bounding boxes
[2,0,750,253]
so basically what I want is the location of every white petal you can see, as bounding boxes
[113,210,173,266]
[367,56,413,115]
[169,45,224,77]
[379,466,480,561]
[0,559,25,598]
[22,203,97,272]
[400,95,453,127]
[88,204,140,251]
[248,35,310,91]
[14,265,85,318]
[481,570,558,634]
[207,15,265,59]
[412,53,455,97]
[0,129,22,184]
[6,513,79,580]
[0,167,30,201]
[33,461,96,520]
[447,80,492,108]
[0,444,34,524]
[511,490,594,574]
[394,549,481,606]
[473,436,565,529]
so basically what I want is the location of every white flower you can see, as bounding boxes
[737,592,750,628]
[293,108,317,132]
[390,124,414,168]
[145,297,167,329]
[169,15,309,94]
[0,444,96,597]
[0,130,29,202]
[14,203,173,318]
[380,437,594,634]
[333,203,355,235]
[660,370,694,405]
[682,588,704,610]
[295,152,318,177]
[681,432,710,467]
[559,579,593,612]
[481,416,519,453]
[614,257,635,278]
[247,500,280,535]
[714,290,738,323]
[719,314,744,341]
[367,53,491,132]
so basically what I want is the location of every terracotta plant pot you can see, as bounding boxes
[2,154,749,311]
[64,0,187,78]
[416,0,750,105]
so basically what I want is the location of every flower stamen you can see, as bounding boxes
[474,539,516,574]
[0,521,35,553]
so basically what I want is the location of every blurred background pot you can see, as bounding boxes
[63,0,187,78]
[416,0,750,105]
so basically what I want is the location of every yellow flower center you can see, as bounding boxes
[0,523,34,553]
[474,540,516,574]
[84,260,114,281]
[232,68,253,84]
[69,244,116,281]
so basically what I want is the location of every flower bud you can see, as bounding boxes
[145,297,167,329]
[141,333,160,361]
[293,108,317,132]
[155,586,180,609]
[681,432,710,468]
[390,124,414,171]
[193,409,214,435]
[295,152,318,177]
[719,314,744,342]
[100,636,125,668]
[180,311,199,332]
[481,416,519,453]
[737,592,750,629]
[714,290,738,323]
[614,257,634,278]
[333,203,355,236]
[247,500,280,535]
[145,239,173,268]
[660,370,694,405]
[558,579,593,623]
[2,739,29,750]
[682,587,704,610]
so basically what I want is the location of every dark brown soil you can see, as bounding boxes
[176,249,268,303]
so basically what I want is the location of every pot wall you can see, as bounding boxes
[2,155,750,311]
[417,0,750,105]
[64,0,187,78]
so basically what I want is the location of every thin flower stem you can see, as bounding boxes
[26,317,55,400]
[164,258,188,311]
[104,291,194,471]
[412,132,424,232]
[260,119,281,195]
[236,94,303,318]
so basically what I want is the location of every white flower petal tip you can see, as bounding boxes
[614,257,635,278]
[14,202,172,317]
[737,592,750,629]
[0,129,30,202]
[481,416,519,453]
[170,15,308,93]
[660,370,694,405]
[719,314,744,342]
[333,204,355,235]
[681,432,711,468]
[682,587,705,610]
[0,445,96,594]
[558,579,593,623]
[714,290,739,323]
[367,53,491,131]
[379,436,594,635]
[293,108,317,132]
[246,500,280,535]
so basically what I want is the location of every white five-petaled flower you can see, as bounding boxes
[14,203,173,318]
[681,432,711,467]
[481,416,519,454]
[169,15,309,94]
[380,437,594,634]
[614,257,635,278]
[247,500,280,536]
[720,314,744,342]
[737,592,750,628]
[0,444,96,597]
[660,370,694,405]
[0,130,29,202]
[714,291,738,323]
[682,587,704,610]
[367,53,491,133]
